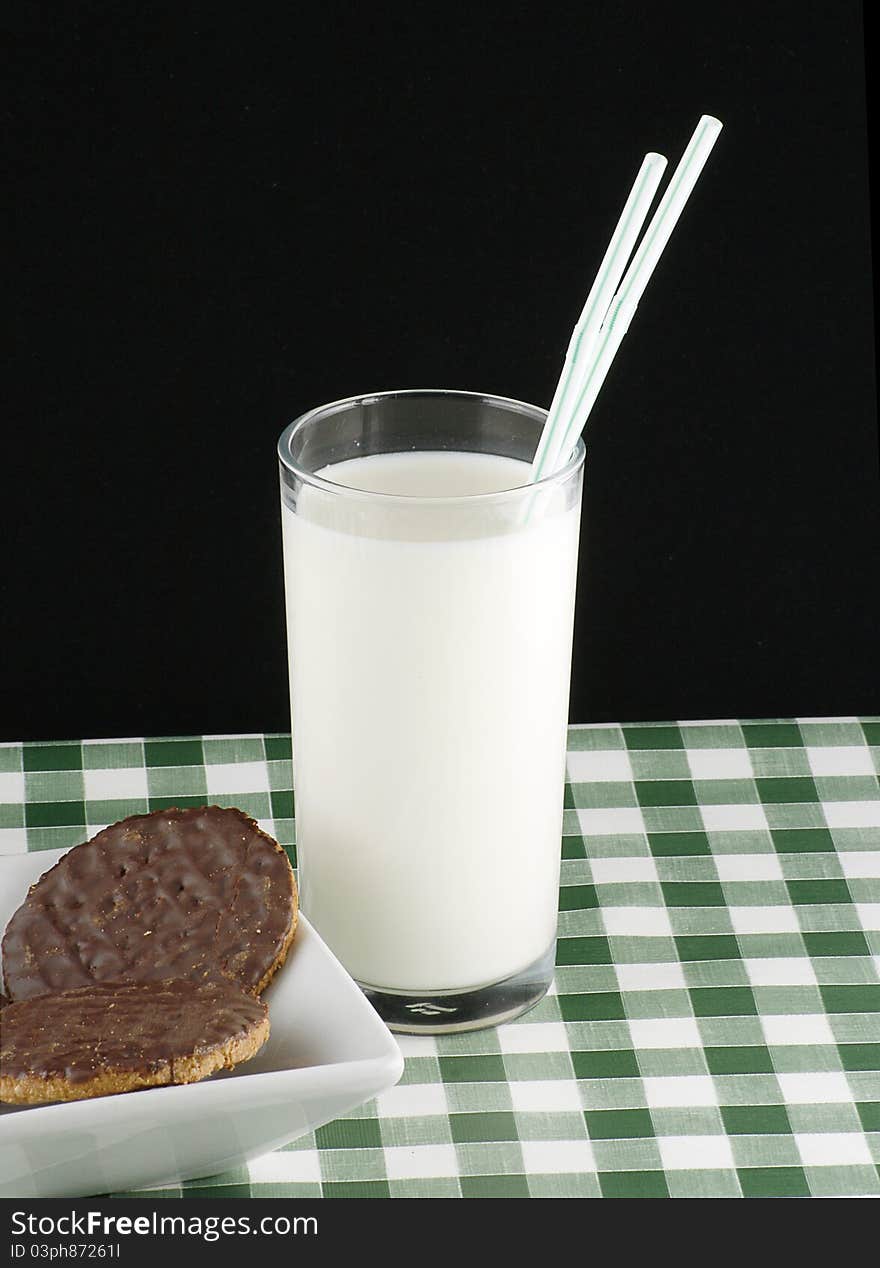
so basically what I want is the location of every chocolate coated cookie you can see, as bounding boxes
[0,978,269,1103]
[2,806,297,1001]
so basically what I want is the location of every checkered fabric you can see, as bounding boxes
[2,719,879,1198]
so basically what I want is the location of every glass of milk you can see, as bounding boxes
[278,390,584,1032]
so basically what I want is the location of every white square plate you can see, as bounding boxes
[0,847,404,1198]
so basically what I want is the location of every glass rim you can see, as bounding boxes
[276,388,586,506]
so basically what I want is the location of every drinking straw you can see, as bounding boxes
[531,115,723,482]
[529,152,667,482]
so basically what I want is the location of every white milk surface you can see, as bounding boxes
[282,450,580,993]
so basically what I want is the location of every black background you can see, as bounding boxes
[2,1,877,742]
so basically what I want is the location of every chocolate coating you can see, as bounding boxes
[0,979,267,1085]
[2,806,297,1001]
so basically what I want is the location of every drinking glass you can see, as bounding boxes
[278,389,584,1032]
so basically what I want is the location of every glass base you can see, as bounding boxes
[359,941,556,1034]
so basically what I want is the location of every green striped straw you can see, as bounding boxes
[530,152,667,482]
[530,115,723,484]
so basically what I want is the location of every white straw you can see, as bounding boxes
[530,152,667,482]
[533,115,723,481]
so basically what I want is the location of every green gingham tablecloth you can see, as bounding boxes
[2,718,880,1199]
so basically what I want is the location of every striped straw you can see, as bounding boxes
[530,152,667,482]
[530,115,723,483]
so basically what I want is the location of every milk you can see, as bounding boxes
[281,450,580,994]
